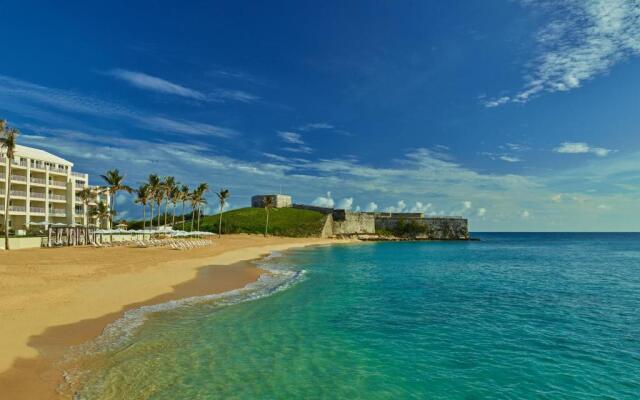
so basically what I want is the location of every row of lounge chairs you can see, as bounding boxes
[90,238,213,249]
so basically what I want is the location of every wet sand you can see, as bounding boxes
[0,234,346,399]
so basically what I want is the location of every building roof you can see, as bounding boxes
[14,145,73,167]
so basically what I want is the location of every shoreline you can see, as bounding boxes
[0,235,352,399]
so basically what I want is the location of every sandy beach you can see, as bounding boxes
[0,234,347,399]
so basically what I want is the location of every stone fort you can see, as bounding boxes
[251,194,468,240]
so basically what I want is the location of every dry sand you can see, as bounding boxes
[0,234,347,399]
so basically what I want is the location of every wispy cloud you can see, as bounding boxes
[278,131,313,153]
[278,131,304,144]
[209,89,259,103]
[0,74,238,138]
[298,122,335,131]
[107,69,206,100]
[553,141,613,156]
[487,0,640,106]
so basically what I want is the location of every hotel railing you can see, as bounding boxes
[30,192,46,199]
[30,207,46,214]
[50,209,66,216]
[48,166,67,174]
[30,177,47,185]
[71,171,86,178]
[49,194,66,201]
[0,173,4,180]
[49,181,66,187]
[8,206,27,212]
[0,156,6,163]
[10,175,27,182]
[30,163,45,170]
[0,189,4,196]
[10,190,27,197]
[12,160,28,167]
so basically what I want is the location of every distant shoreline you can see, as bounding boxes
[0,235,352,399]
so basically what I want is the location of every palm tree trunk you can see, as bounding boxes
[172,202,176,227]
[4,162,12,250]
[197,206,201,231]
[264,208,269,237]
[191,207,195,231]
[163,198,168,226]
[142,204,146,230]
[149,202,154,229]
[157,201,162,227]
[218,202,223,237]
[110,190,115,242]
[182,201,186,231]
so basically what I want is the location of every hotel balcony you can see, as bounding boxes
[49,194,67,202]
[10,190,27,198]
[50,209,66,216]
[30,192,46,199]
[30,162,45,171]
[30,207,46,214]
[10,175,27,183]
[0,205,27,213]
[48,166,67,175]
[0,156,6,163]
[30,177,47,186]
[49,180,67,188]
[72,171,86,178]
[12,160,28,168]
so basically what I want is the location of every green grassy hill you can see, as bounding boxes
[202,207,327,237]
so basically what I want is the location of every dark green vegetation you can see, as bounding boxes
[203,207,326,237]
[129,207,327,237]
[378,219,429,238]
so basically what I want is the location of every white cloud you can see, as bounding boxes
[209,89,259,103]
[554,142,613,157]
[107,69,206,100]
[597,204,611,210]
[312,192,334,208]
[551,194,563,202]
[463,201,472,210]
[337,197,354,210]
[0,74,238,138]
[477,207,487,217]
[487,0,640,105]
[499,155,522,163]
[410,201,432,213]
[298,122,334,131]
[385,200,407,213]
[278,131,304,144]
[364,202,378,212]
[521,210,531,219]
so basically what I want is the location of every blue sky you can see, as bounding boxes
[1,0,639,231]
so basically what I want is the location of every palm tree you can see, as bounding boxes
[147,174,161,229]
[162,176,175,227]
[216,188,230,237]
[134,184,150,230]
[190,189,198,232]
[170,184,181,227]
[91,201,113,229]
[78,187,96,242]
[1,121,18,250]
[180,184,190,230]
[100,169,132,241]
[264,196,275,237]
[155,184,164,228]
[194,183,209,231]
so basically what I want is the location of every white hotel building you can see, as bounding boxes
[0,145,110,232]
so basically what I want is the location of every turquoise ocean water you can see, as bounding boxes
[69,233,640,399]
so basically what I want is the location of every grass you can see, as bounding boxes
[128,207,328,237]
[202,207,327,237]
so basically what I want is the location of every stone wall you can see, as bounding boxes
[251,194,292,208]
[374,215,468,240]
[331,211,375,236]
